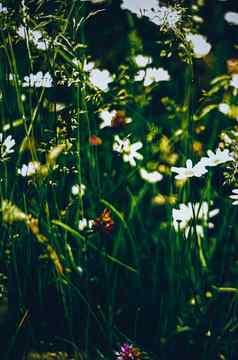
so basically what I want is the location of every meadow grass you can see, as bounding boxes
[1,1,238,359]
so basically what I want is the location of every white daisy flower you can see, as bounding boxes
[172,202,219,237]
[140,168,163,183]
[199,148,234,167]
[171,159,207,180]
[18,161,40,177]
[113,135,143,167]
[229,189,238,205]
[186,33,211,58]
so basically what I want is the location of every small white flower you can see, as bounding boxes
[78,218,94,231]
[99,109,117,129]
[89,68,113,91]
[113,135,143,167]
[145,67,170,86]
[172,202,219,237]
[99,109,132,129]
[224,11,238,25]
[17,25,49,50]
[186,33,211,58]
[0,3,8,13]
[135,67,170,86]
[200,148,234,167]
[18,161,40,177]
[218,103,230,115]
[230,74,238,89]
[0,133,15,159]
[16,25,26,38]
[78,219,88,231]
[22,71,53,88]
[71,184,86,196]
[140,168,163,183]
[229,189,238,205]
[171,159,207,180]
[172,203,193,230]
[135,54,152,68]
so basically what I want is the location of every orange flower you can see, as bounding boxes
[89,135,102,145]
[92,208,114,234]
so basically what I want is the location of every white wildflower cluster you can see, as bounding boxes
[146,5,182,30]
[113,135,143,167]
[135,67,170,86]
[18,161,40,177]
[17,25,49,51]
[172,202,219,238]
[0,2,8,14]
[134,52,170,86]
[171,148,234,180]
[121,0,182,31]
[22,71,53,88]
[186,33,212,59]
[0,133,15,160]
